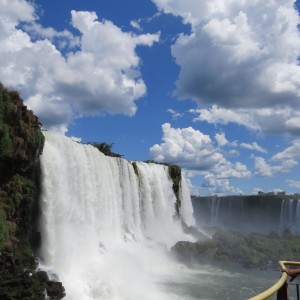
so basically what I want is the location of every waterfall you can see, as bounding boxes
[280,199,300,234]
[210,197,220,226]
[39,131,195,300]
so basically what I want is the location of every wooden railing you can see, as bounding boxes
[249,261,300,300]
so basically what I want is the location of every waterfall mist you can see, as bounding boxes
[39,131,195,300]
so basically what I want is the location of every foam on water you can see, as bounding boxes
[39,131,195,300]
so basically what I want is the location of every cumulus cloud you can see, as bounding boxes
[150,123,250,194]
[240,142,267,153]
[152,0,300,135]
[202,174,243,195]
[214,132,228,147]
[0,0,159,133]
[286,180,300,190]
[149,123,223,169]
[190,105,300,136]
[253,155,297,177]
[130,20,142,31]
[166,108,184,120]
[212,161,250,179]
[254,157,273,177]
[21,22,80,49]
[271,139,300,161]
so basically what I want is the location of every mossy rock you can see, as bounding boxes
[172,228,300,270]
[0,84,62,299]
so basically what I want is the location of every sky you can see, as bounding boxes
[1,0,300,196]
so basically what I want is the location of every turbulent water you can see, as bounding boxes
[39,132,279,300]
[39,131,196,300]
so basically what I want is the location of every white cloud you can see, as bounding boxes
[150,123,252,176]
[153,0,300,135]
[214,132,228,147]
[272,189,284,194]
[166,108,184,120]
[254,157,273,177]
[1,0,35,23]
[272,159,298,173]
[228,149,240,156]
[22,22,80,49]
[130,20,142,31]
[0,1,159,133]
[240,142,267,153]
[212,161,250,179]
[201,174,243,196]
[286,180,300,190]
[190,105,300,135]
[253,155,297,177]
[149,123,223,169]
[150,123,250,195]
[272,139,300,161]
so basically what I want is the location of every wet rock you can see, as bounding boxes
[171,228,300,271]
[46,281,66,299]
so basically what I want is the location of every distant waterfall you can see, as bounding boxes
[280,199,300,234]
[39,131,195,300]
[210,197,220,226]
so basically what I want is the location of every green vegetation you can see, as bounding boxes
[0,84,44,183]
[171,228,300,270]
[0,83,61,299]
[89,142,123,157]
[0,207,9,251]
[0,84,43,250]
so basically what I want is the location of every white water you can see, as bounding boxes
[280,199,300,234]
[210,197,220,226]
[39,131,196,300]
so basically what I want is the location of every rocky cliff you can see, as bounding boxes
[0,84,65,299]
[192,195,289,234]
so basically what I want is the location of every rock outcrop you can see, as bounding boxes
[0,84,65,299]
[171,228,300,270]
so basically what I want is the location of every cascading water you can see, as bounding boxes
[39,131,195,300]
[280,199,300,234]
[210,197,220,226]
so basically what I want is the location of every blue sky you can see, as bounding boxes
[1,0,300,196]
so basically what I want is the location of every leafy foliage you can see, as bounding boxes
[0,207,9,250]
[89,142,122,157]
[0,83,44,183]
[0,83,44,258]
[172,228,300,270]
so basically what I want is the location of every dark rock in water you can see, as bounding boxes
[37,270,49,283]
[46,281,66,299]
[181,221,210,241]
[171,239,219,267]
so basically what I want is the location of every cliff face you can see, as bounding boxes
[0,84,65,299]
[192,195,286,234]
[0,84,44,248]
[168,164,182,216]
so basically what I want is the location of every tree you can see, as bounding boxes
[89,142,122,157]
